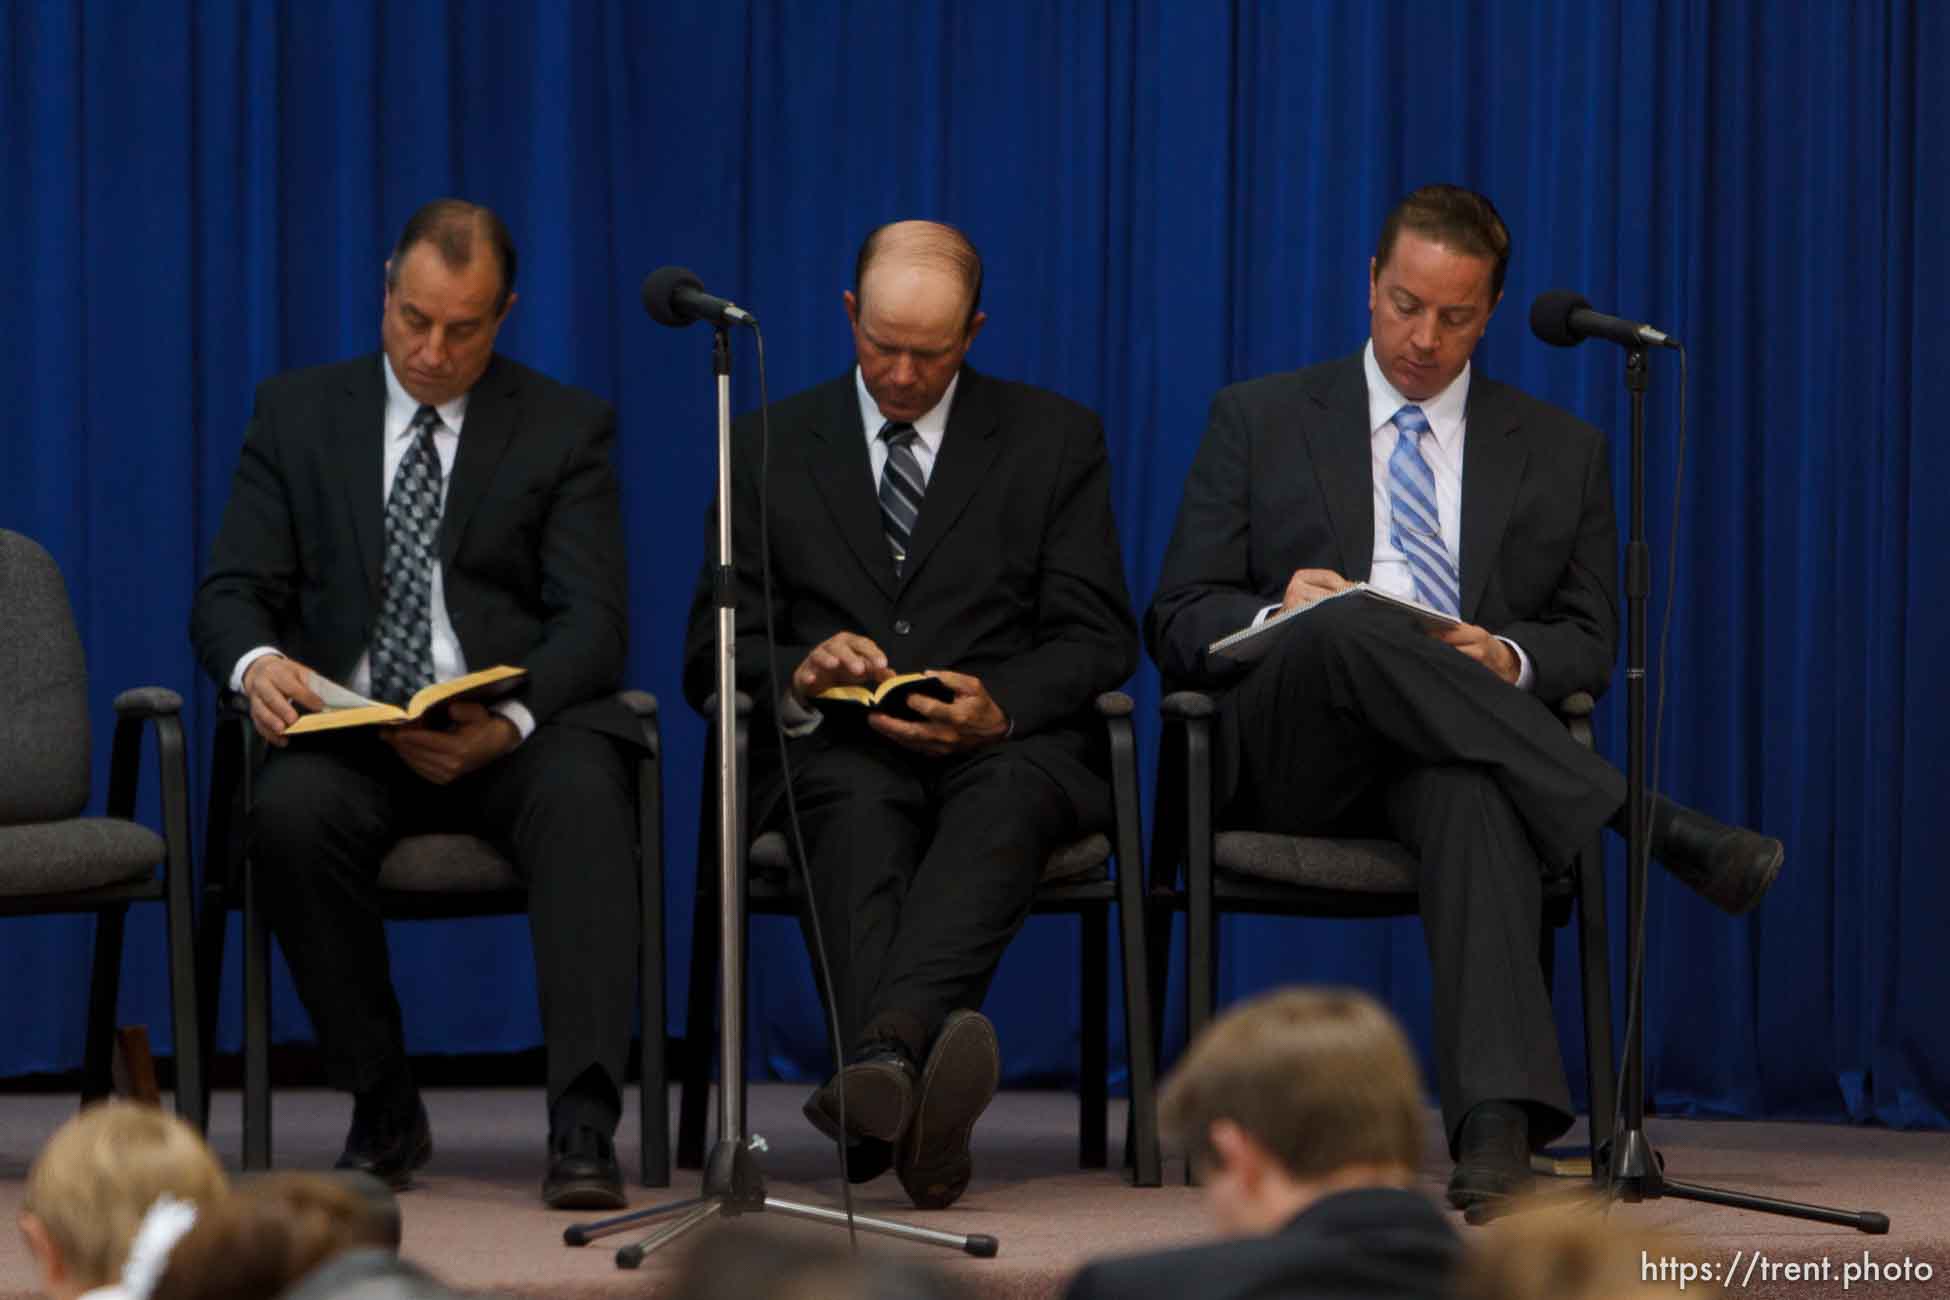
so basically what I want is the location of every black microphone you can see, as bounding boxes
[640,266,757,329]
[1530,289,1677,350]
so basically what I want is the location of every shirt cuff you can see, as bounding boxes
[231,646,284,694]
[1497,636,1536,692]
[776,688,824,738]
[491,699,536,743]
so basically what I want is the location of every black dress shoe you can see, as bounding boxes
[1650,800,1785,915]
[542,1125,625,1210]
[898,1010,999,1210]
[803,1040,918,1145]
[1446,1101,1533,1211]
[844,1136,895,1184]
[335,1093,433,1191]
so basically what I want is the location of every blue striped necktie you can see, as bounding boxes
[1386,404,1461,618]
[878,421,925,577]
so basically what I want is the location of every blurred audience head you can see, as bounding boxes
[1160,986,1425,1235]
[18,1101,228,1300]
[1456,1208,1714,1299]
[149,1171,400,1300]
[671,1221,969,1300]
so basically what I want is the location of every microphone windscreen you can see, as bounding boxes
[1529,290,1590,347]
[642,266,705,327]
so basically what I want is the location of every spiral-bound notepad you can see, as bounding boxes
[1207,584,1460,664]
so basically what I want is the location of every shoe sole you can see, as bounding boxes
[543,1177,627,1211]
[898,1011,999,1210]
[803,1059,916,1144]
[338,1128,434,1192]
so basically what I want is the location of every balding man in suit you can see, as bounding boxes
[684,220,1137,1210]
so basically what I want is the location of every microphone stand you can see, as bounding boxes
[1594,345,1886,1233]
[563,322,998,1266]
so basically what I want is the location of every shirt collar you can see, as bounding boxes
[1362,338,1469,453]
[855,366,960,458]
[382,354,470,438]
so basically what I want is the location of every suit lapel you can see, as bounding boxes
[806,376,899,600]
[1301,356,1377,582]
[1457,375,1527,621]
[898,367,1000,588]
[439,355,519,565]
[338,358,388,603]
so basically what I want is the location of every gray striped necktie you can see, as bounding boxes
[370,405,445,705]
[878,420,925,577]
[1386,404,1461,617]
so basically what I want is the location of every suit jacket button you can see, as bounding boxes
[893,619,912,636]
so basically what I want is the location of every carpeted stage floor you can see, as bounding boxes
[0,1086,1942,1298]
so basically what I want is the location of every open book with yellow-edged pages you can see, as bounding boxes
[282,665,528,736]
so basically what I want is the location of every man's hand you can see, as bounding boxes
[381,701,520,785]
[867,669,1010,756]
[792,632,894,704]
[1280,568,1352,613]
[1432,622,1521,684]
[243,655,326,746]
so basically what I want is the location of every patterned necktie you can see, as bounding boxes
[1386,404,1462,618]
[370,405,445,705]
[878,420,926,577]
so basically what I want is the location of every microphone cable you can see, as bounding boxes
[1605,344,1688,1211]
[750,325,862,1247]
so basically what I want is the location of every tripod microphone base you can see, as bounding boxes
[1595,1128,1888,1234]
[565,1136,1002,1267]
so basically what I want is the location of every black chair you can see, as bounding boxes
[197,691,668,1185]
[1149,688,1616,1174]
[677,691,1162,1186]
[0,529,203,1127]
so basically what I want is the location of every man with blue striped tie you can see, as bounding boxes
[1147,185,1783,1215]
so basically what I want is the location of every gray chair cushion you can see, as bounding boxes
[750,829,1111,886]
[376,835,521,892]
[1214,832,1421,893]
[0,818,163,895]
[0,531,91,824]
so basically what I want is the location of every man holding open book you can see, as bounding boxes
[681,220,1137,1210]
[191,199,640,1208]
[1146,185,1785,1212]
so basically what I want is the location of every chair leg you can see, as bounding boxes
[637,780,670,1186]
[83,907,129,1104]
[1577,834,1617,1174]
[243,864,272,1170]
[194,888,228,1127]
[1079,904,1109,1170]
[1117,877,1164,1187]
[166,887,206,1134]
[676,870,718,1171]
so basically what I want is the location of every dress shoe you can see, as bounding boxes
[542,1125,626,1210]
[843,1136,895,1184]
[1446,1101,1533,1211]
[335,1093,432,1191]
[1649,800,1784,916]
[898,1010,1000,1210]
[803,1040,918,1145]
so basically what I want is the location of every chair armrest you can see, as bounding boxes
[617,690,658,719]
[1557,691,1595,718]
[699,691,756,719]
[1094,691,1134,718]
[1160,690,1217,721]
[114,687,184,719]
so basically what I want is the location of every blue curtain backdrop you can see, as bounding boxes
[2,0,1943,1128]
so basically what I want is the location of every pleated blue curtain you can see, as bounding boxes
[2,0,1942,1127]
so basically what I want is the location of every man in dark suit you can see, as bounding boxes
[1065,987,1460,1300]
[192,199,637,1208]
[1146,185,1783,1209]
[682,220,1137,1210]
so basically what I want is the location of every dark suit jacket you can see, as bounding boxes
[1147,350,1618,703]
[1063,1186,1460,1300]
[681,366,1137,822]
[191,352,635,742]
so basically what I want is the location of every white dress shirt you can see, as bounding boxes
[230,355,536,738]
[857,365,958,490]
